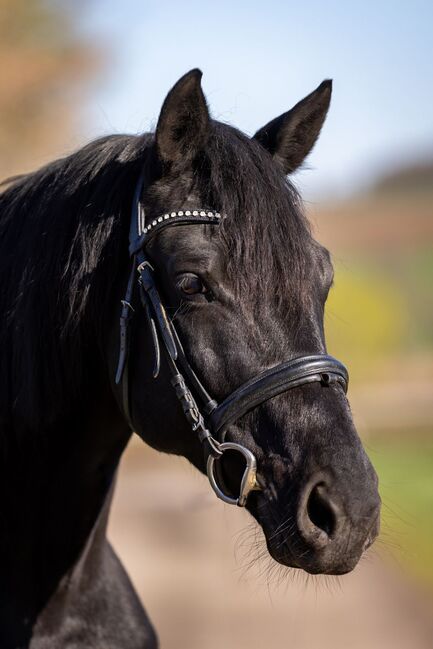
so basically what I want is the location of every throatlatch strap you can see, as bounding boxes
[115,257,137,428]
[115,257,136,385]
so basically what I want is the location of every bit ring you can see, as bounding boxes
[206,442,261,507]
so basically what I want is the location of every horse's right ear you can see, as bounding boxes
[156,69,210,168]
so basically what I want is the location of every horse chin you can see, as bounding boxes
[265,537,363,575]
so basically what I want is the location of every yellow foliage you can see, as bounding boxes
[325,263,409,378]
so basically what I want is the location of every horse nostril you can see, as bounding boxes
[297,478,341,549]
[306,484,336,538]
[291,473,380,571]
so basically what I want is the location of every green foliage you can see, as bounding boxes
[369,437,433,589]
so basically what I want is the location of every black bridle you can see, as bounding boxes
[115,176,349,506]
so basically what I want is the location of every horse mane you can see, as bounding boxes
[0,134,150,433]
[0,122,312,436]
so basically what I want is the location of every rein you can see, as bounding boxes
[115,175,349,507]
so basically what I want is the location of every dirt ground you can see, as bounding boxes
[108,438,433,649]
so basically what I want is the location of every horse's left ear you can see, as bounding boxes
[156,68,210,168]
[253,80,332,174]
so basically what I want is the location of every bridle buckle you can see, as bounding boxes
[137,260,154,274]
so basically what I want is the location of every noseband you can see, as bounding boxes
[115,176,349,507]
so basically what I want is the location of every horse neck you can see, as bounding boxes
[0,375,130,644]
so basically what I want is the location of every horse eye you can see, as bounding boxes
[178,274,208,296]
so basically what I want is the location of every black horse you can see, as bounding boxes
[0,69,380,648]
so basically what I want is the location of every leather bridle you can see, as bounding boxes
[115,175,349,507]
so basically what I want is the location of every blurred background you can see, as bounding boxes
[1,1,432,647]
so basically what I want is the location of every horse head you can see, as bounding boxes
[112,70,380,576]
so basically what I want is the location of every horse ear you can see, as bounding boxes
[156,69,210,167]
[253,80,332,174]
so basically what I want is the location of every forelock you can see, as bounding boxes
[203,122,314,308]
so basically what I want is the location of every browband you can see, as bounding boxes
[129,210,222,255]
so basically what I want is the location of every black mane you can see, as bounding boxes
[0,134,148,432]
[0,123,311,434]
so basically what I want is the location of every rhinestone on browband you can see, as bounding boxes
[140,209,221,236]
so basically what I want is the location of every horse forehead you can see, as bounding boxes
[153,225,222,262]
[153,217,327,292]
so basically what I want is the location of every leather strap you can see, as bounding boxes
[136,254,222,459]
[115,258,136,385]
[130,215,221,255]
[209,355,348,437]
[136,252,178,362]
[115,257,136,427]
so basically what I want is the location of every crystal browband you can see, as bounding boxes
[141,209,222,235]
[129,208,223,255]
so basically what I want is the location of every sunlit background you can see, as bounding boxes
[1,1,432,647]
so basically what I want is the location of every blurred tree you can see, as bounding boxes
[0,0,98,179]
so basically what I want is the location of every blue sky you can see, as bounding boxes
[79,0,433,199]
